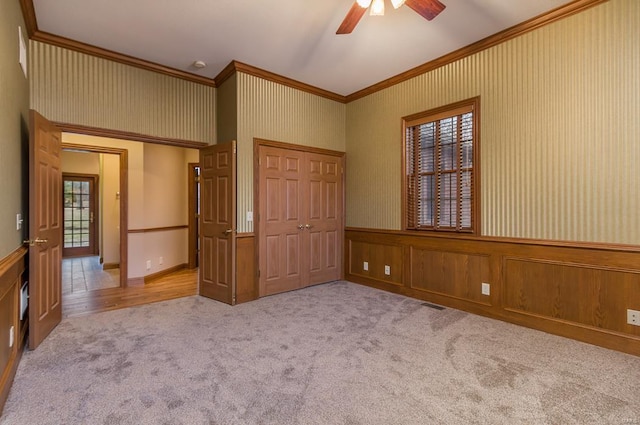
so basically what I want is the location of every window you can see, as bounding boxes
[403,98,479,233]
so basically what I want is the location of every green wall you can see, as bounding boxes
[0,0,29,259]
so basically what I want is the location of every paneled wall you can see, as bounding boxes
[29,41,216,144]
[0,248,27,415]
[346,229,640,356]
[236,72,346,233]
[345,0,640,245]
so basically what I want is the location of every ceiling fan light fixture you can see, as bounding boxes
[370,0,385,16]
[356,0,372,7]
[390,0,406,9]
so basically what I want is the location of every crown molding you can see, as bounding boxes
[30,31,216,87]
[346,0,608,102]
[20,0,607,104]
[215,61,347,104]
[19,0,38,36]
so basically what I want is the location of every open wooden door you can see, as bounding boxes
[199,142,236,305]
[28,110,63,350]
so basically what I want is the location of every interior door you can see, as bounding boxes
[199,142,236,305]
[306,153,343,285]
[28,110,63,350]
[259,146,305,296]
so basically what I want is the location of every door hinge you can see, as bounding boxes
[257,269,260,278]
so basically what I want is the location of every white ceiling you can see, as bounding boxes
[32,0,574,96]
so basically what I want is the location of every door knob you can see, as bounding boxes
[305,224,314,229]
[24,238,48,246]
[297,224,305,230]
[223,229,234,235]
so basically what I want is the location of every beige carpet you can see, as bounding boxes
[2,281,639,424]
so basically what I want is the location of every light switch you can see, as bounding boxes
[247,211,253,222]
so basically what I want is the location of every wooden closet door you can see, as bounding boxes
[305,153,343,286]
[259,146,306,296]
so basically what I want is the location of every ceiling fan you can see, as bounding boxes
[336,0,446,34]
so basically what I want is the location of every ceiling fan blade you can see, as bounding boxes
[404,0,446,21]
[336,2,367,35]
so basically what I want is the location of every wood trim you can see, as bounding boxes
[187,163,199,269]
[144,263,187,284]
[127,277,144,287]
[215,61,347,104]
[29,28,215,87]
[236,232,255,239]
[0,247,28,286]
[102,263,119,270]
[345,227,640,253]
[345,229,640,356]
[214,61,238,87]
[61,143,128,287]
[345,0,609,102]
[128,225,188,234]
[254,138,346,158]
[56,122,209,149]
[18,0,37,37]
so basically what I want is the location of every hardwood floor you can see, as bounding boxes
[62,268,198,318]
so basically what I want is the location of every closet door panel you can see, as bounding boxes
[259,147,305,296]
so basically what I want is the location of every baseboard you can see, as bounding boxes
[126,277,144,287]
[144,263,187,284]
[102,262,119,270]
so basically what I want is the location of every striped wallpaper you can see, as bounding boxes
[29,41,216,144]
[346,0,640,245]
[236,72,346,233]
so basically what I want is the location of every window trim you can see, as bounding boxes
[401,97,481,235]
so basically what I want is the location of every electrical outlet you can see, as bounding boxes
[9,326,14,348]
[146,260,151,270]
[384,265,391,275]
[363,261,368,271]
[481,282,491,296]
[628,309,640,326]
[159,256,163,265]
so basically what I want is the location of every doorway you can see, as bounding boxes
[62,174,98,258]
[61,144,128,288]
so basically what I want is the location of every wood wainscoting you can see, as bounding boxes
[0,247,27,415]
[345,228,640,356]
[236,233,257,304]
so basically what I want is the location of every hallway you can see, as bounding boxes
[62,256,120,295]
